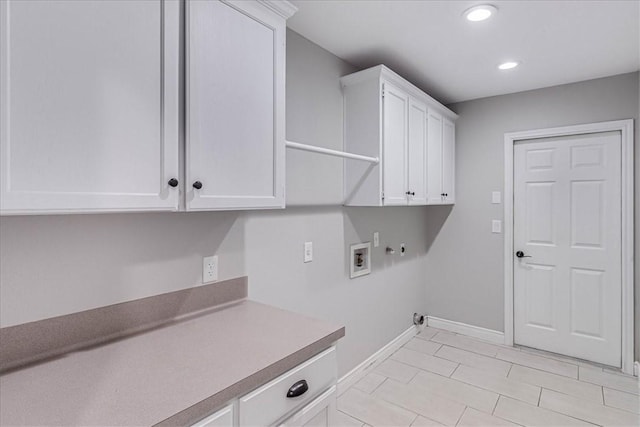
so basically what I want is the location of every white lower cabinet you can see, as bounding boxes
[191,347,337,427]
[279,386,337,427]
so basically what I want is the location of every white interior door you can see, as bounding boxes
[382,83,408,205]
[407,98,427,205]
[513,131,622,367]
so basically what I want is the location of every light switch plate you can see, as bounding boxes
[492,220,502,233]
[373,232,379,248]
[492,191,501,204]
[304,241,313,263]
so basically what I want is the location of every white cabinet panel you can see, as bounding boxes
[187,0,286,210]
[0,0,179,214]
[442,118,455,203]
[408,99,428,205]
[427,109,443,204]
[382,83,408,206]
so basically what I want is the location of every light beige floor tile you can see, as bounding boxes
[539,388,640,426]
[495,347,578,378]
[435,345,511,376]
[338,388,417,427]
[404,338,442,355]
[375,359,420,383]
[431,332,501,357]
[410,415,444,426]
[603,387,640,414]
[451,365,541,405]
[494,396,593,426]
[374,379,465,426]
[518,346,603,369]
[391,348,459,377]
[411,370,498,413]
[415,327,442,341]
[335,410,365,427]
[354,372,387,394]
[508,364,603,403]
[579,366,640,395]
[456,407,519,426]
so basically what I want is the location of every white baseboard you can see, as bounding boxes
[337,325,417,396]
[427,316,505,345]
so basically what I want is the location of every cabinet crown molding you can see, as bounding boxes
[257,0,298,19]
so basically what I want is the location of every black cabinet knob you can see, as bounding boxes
[168,178,179,188]
[192,181,203,190]
[286,379,309,398]
[411,192,416,196]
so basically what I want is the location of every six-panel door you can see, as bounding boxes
[513,132,622,367]
[187,0,286,211]
[0,0,180,214]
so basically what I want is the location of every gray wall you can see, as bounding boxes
[426,72,640,359]
[0,30,430,377]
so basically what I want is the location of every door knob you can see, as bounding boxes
[167,178,179,188]
[192,181,203,190]
[515,251,531,258]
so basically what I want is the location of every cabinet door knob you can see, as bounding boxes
[168,178,179,188]
[286,379,309,398]
[192,181,203,190]
[411,192,415,196]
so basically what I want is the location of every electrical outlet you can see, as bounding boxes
[492,220,502,233]
[203,255,218,283]
[400,243,406,256]
[304,241,313,263]
[373,232,379,247]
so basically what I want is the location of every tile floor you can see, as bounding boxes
[336,327,640,426]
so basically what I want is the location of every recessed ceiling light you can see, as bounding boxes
[463,4,498,22]
[498,61,520,70]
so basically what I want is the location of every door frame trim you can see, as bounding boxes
[503,119,634,374]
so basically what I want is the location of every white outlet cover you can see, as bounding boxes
[492,220,502,234]
[304,241,313,263]
[373,232,379,247]
[203,255,218,283]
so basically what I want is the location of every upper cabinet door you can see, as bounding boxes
[407,98,427,205]
[442,118,455,203]
[187,0,287,211]
[0,0,180,214]
[427,109,443,204]
[381,83,409,206]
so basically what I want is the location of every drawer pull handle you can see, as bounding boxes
[286,379,309,398]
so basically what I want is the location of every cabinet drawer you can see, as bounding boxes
[239,347,336,426]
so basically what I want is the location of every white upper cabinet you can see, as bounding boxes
[342,65,457,207]
[0,0,180,214]
[381,83,409,205]
[186,0,295,211]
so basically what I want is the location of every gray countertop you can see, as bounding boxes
[0,300,345,426]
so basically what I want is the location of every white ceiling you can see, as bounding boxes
[287,0,640,104]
